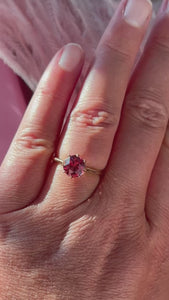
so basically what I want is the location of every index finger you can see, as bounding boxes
[0,43,84,214]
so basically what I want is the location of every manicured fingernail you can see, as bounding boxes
[58,43,83,71]
[158,0,169,14]
[124,0,152,27]
[166,0,169,12]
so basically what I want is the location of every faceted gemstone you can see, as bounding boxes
[63,155,85,178]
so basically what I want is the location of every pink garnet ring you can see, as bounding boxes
[53,154,101,178]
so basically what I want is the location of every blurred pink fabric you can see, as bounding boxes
[0,0,160,91]
[0,59,26,164]
[0,0,161,164]
[0,0,119,91]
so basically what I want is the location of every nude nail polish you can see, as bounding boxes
[162,0,169,12]
[58,43,83,72]
[158,0,167,13]
[124,0,152,27]
[166,0,169,12]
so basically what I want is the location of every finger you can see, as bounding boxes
[0,43,84,213]
[103,9,169,217]
[45,0,152,211]
[145,126,169,230]
[145,2,169,230]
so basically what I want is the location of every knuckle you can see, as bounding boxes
[152,36,169,58]
[152,16,169,58]
[35,85,65,103]
[70,103,118,130]
[35,85,54,101]
[126,88,168,129]
[99,42,132,66]
[15,129,53,152]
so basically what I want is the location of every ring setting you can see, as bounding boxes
[53,154,102,178]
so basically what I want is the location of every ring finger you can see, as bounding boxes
[47,0,152,209]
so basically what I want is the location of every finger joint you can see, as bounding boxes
[125,89,168,130]
[99,42,132,67]
[70,104,118,131]
[15,130,53,152]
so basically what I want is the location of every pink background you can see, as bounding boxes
[0,59,26,164]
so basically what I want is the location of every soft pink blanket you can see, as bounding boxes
[0,0,160,92]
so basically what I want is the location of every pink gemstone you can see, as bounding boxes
[63,155,85,178]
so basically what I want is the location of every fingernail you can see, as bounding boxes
[58,43,83,71]
[123,0,152,27]
[158,0,169,14]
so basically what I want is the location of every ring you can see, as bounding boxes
[53,154,102,178]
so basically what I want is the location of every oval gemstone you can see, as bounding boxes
[63,155,85,178]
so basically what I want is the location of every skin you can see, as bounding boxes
[1,0,169,298]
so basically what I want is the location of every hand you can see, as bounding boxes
[1,0,169,299]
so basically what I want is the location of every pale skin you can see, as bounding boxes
[1,0,169,298]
